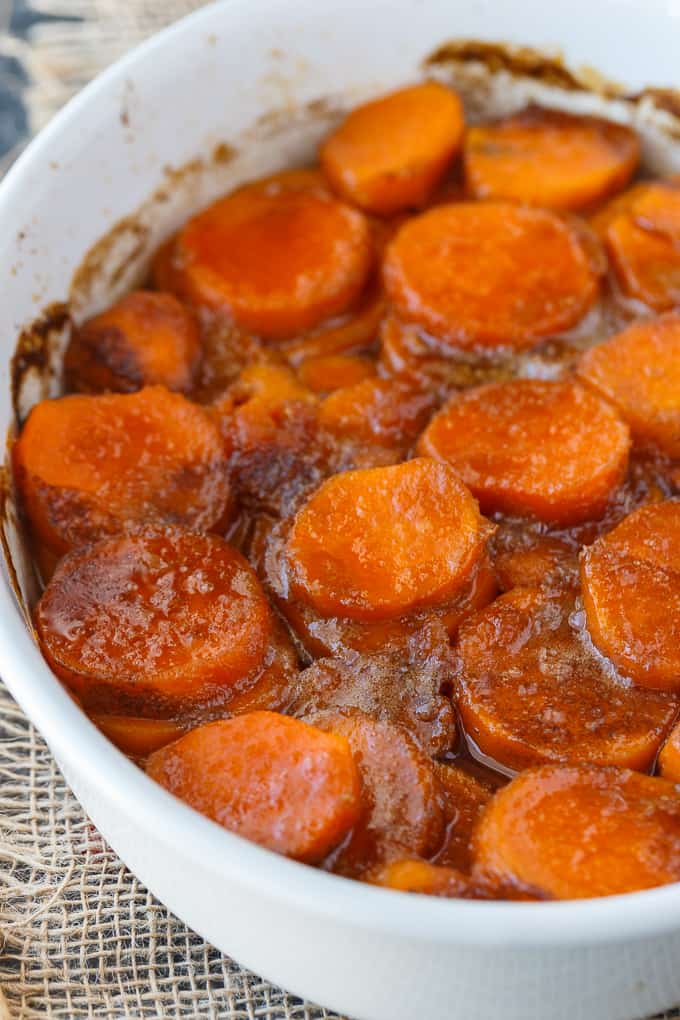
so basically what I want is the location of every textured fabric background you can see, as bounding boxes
[0,2,678,1017]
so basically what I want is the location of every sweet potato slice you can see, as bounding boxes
[213,362,321,517]
[607,218,680,311]
[589,180,663,239]
[318,377,435,449]
[577,313,680,457]
[370,858,537,899]
[174,173,373,339]
[65,291,200,394]
[378,313,511,393]
[311,710,445,876]
[464,106,639,211]
[13,386,230,559]
[271,547,497,659]
[36,527,278,705]
[659,723,680,783]
[298,354,376,393]
[604,182,680,310]
[371,859,473,897]
[581,501,680,690]
[432,763,494,873]
[419,379,630,526]
[281,285,386,365]
[146,712,361,863]
[456,587,678,772]
[383,202,600,350]
[92,715,186,757]
[288,630,457,758]
[474,764,680,899]
[285,458,490,621]
[633,184,680,237]
[491,530,578,592]
[320,82,464,215]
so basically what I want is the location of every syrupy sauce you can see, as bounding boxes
[12,131,680,889]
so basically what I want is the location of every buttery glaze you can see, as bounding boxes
[13,82,680,901]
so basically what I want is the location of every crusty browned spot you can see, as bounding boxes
[70,217,149,308]
[424,41,586,91]
[11,303,71,427]
[66,325,143,393]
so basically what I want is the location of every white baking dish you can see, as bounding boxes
[1,2,680,1018]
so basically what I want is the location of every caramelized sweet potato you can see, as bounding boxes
[383,202,600,350]
[36,527,292,708]
[464,106,639,210]
[474,764,680,898]
[432,763,494,873]
[92,715,186,757]
[311,710,445,876]
[65,291,200,394]
[13,386,230,560]
[456,587,678,772]
[213,363,322,516]
[419,380,630,526]
[602,181,680,310]
[147,712,361,863]
[320,82,464,215]
[285,458,490,621]
[577,313,680,458]
[659,723,680,783]
[298,354,376,393]
[581,501,680,690]
[173,172,374,339]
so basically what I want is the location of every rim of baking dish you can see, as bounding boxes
[0,0,679,950]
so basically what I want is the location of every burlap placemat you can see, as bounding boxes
[0,3,678,1017]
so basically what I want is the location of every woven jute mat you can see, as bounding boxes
[0,2,679,1017]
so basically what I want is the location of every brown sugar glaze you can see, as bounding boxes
[15,89,680,901]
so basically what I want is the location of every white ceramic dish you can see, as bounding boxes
[1,2,680,1018]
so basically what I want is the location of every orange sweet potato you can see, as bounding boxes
[320,82,464,215]
[285,458,490,621]
[318,377,435,450]
[371,859,473,897]
[603,182,680,310]
[464,106,639,211]
[658,722,680,783]
[383,202,600,350]
[92,715,186,757]
[457,587,678,772]
[173,172,374,339]
[432,763,494,873]
[577,313,680,458]
[474,764,680,899]
[65,291,200,394]
[311,710,445,876]
[147,712,361,863]
[297,354,376,393]
[419,379,630,526]
[13,386,230,560]
[213,362,321,516]
[580,501,680,690]
[36,527,280,705]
